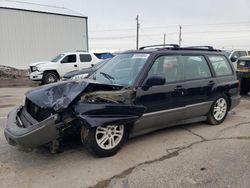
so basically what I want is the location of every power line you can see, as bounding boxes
[89,21,250,33]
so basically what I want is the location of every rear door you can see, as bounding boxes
[181,55,215,118]
[79,54,93,69]
[133,54,186,135]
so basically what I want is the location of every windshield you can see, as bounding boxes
[91,53,150,87]
[51,54,65,62]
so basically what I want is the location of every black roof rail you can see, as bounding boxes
[183,46,214,50]
[180,46,221,52]
[139,44,179,50]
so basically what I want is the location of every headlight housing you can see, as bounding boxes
[30,66,38,72]
[71,73,88,80]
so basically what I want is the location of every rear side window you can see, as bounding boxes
[80,54,92,62]
[61,55,76,63]
[208,55,233,76]
[183,56,211,80]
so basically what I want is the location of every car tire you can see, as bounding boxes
[206,95,229,125]
[42,71,59,84]
[81,125,128,157]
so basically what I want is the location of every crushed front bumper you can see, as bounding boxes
[4,106,59,149]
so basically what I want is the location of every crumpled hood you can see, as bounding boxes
[25,80,123,112]
[30,61,53,66]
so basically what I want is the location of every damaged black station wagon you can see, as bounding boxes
[5,45,240,157]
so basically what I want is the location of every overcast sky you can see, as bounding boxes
[20,0,250,51]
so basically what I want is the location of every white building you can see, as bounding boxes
[0,0,88,69]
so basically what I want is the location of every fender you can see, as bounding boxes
[74,103,146,128]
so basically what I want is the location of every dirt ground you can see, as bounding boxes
[0,87,250,188]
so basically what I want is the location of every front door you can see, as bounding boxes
[59,54,78,76]
[132,54,186,136]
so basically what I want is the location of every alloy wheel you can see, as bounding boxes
[95,125,124,150]
[213,98,227,121]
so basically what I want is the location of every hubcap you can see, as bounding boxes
[95,125,124,150]
[47,75,56,83]
[213,98,227,121]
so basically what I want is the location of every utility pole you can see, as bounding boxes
[136,15,140,50]
[163,33,166,47]
[179,25,182,47]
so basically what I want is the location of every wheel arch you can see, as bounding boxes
[43,70,60,79]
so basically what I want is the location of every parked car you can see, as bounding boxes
[63,59,109,81]
[5,45,240,157]
[236,56,250,94]
[29,52,113,84]
[223,50,248,69]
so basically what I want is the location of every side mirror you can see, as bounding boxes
[230,56,238,62]
[91,64,94,67]
[142,75,165,90]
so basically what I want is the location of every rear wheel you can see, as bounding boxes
[206,95,229,125]
[81,125,128,157]
[42,71,59,84]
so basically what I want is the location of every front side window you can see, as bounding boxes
[183,56,211,80]
[92,53,149,86]
[208,55,233,76]
[147,55,183,83]
[80,54,92,62]
[61,55,76,63]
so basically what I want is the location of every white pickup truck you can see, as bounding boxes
[29,52,113,84]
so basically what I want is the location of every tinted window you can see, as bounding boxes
[147,55,183,83]
[80,54,92,62]
[208,55,233,76]
[239,51,247,57]
[183,56,211,80]
[61,55,76,63]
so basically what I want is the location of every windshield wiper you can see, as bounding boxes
[100,72,114,83]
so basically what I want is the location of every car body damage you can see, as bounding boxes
[25,79,124,112]
[75,103,145,128]
[4,79,145,150]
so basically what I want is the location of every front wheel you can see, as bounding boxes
[42,71,59,84]
[81,125,128,157]
[206,95,229,125]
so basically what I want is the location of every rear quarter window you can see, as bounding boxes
[208,55,233,76]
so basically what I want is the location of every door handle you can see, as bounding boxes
[74,65,77,67]
[208,80,215,85]
[174,85,183,91]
